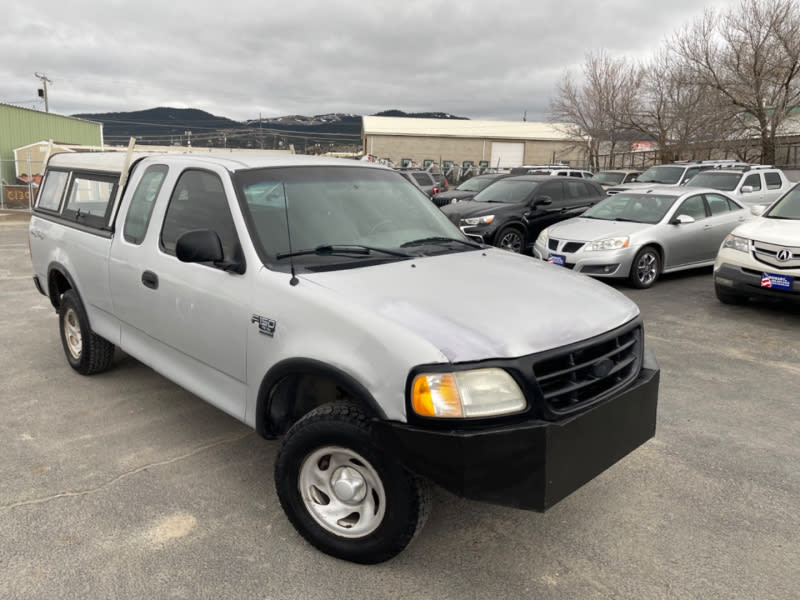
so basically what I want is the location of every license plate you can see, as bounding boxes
[761,272,793,290]
[547,253,566,267]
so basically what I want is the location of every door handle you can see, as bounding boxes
[141,270,159,290]
[703,224,713,230]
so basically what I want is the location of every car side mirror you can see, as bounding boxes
[533,196,552,206]
[750,204,767,216]
[177,230,225,263]
[670,214,696,225]
[740,185,754,194]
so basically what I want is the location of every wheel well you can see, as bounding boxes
[47,269,72,309]
[256,360,384,439]
[640,243,664,263]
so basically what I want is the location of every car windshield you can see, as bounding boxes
[234,166,473,268]
[592,172,625,185]
[636,166,685,184]
[456,177,495,192]
[685,172,740,191]
[583,193,678,224]
[765,185,800,220]
[472,179,535,203]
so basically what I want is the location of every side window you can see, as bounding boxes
[764,172,782,189]
[160,170,242,267]
[743,173,761,190]
[564,180,587,200]
[123,165,168,244]
[36,170,68,212]
[624,173,638,183]
[676,195,707,220]
[537,181,564,204]
[62,174,117,228]
[569,171,582,178]
[705,193,732,216]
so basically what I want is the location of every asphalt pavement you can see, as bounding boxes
[1,213,798,599]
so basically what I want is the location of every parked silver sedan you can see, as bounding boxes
[533,186,752,288]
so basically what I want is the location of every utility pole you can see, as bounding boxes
[34,72,52,112]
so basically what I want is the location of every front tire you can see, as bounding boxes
[58,289,115,375]
[495,226,524,253]
[628,246,661,289]
[275,402,430,564]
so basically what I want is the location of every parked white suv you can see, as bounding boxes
[714,184,800,304]
[685,166,792,205]
[606,160,750,195]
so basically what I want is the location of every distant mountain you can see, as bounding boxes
[73,107,469,150]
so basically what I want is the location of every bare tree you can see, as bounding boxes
[671,0,800,164]
[549,50,638,169]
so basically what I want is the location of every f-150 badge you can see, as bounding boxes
[251,315,277,337]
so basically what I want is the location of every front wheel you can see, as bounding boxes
[274,403,430,564]
[628,246,661,289]
[58,289,115,375]
[494,226,524,253]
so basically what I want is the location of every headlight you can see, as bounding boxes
[462,215,495,226]
[411,368,525,418]
[721,234,749,253]
[536,228,549,246]
[585,237,630,251]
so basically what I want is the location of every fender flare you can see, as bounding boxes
[255,358,387,438]
[46,261,80,310]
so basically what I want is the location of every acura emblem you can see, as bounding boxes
[776,249,793,262]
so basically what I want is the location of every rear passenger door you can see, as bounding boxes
[704,193,748,250]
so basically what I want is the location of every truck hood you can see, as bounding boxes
[549,217,654,241]
[733,217,800,246]
[300,249,640,363]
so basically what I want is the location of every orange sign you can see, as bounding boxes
[3,186,33,209]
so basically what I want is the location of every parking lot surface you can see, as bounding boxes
[2,213,799,599]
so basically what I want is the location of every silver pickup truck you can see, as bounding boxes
[29,150,660,563]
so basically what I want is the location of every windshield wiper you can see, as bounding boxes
[400,236,483,249]
[613,217,641,223]
[276,244,412,260]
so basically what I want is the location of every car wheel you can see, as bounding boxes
[714,283,748,305]
[274,402,430,564]
[495,226,524,253]
[628,246,661,289]
[58,289,115,375]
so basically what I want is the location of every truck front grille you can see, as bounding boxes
[531,322,643,415]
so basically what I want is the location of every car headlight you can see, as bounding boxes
[462,215,495,226]
[411,368,525,418]
[721,234,749,253]
[536,228,549,246]
[585,237,630,251]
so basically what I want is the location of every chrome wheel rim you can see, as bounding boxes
[298,446,386,538]
[636,253,658,286]
[63,308,82,359]
[499,231,522,252]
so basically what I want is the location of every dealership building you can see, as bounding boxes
[361,116,588,175]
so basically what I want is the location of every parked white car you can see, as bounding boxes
[714,184,800,304]
[685,166,792,206]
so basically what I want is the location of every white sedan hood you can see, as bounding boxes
[734,217,800,246]
[301,249,640,363]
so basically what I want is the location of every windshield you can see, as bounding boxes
[234,166,472,269]
[592,172,625,185]
[765,184,800,220]
[472,179,535,203]
[636,166,685,184]
[685,172,740,191]
[456,177,495,192]
[583,193,678,224]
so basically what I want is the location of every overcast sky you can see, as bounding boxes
[2,0,740,122]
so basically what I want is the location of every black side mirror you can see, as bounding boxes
[533,196,553,206]
[176,230,224,263]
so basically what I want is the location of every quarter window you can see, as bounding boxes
[36,170,68,212]
[160,170,242,268]
[123,165,168,244]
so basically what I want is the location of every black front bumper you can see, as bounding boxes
[373,357,659,511]
[715,263,800,301]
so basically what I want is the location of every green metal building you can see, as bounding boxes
[0,103,102,184]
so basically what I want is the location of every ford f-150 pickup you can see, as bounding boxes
[29,149,659,563]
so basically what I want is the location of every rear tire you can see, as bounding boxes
[58,289,115,375]
[275,402,430,564]
[715,283,748,305]
[628,246,661,289]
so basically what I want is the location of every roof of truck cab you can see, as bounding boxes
[46,151,389,173]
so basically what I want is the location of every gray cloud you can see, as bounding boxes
[2,0,739,121]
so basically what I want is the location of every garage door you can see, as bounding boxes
[490,142,525,169]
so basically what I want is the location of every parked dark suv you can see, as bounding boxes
[440,175,606,252]
[396,169,439,197]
